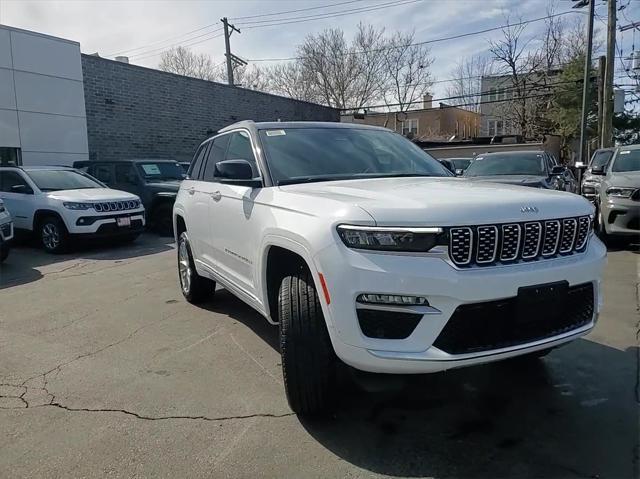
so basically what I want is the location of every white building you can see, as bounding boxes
[0,24,88,166]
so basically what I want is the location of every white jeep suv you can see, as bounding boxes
[0,166,145,253]
[173,121,606,415]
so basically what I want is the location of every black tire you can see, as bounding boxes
[177,232,215,304]
[152,203,174,236]
[279,269,336,416]
[38,216,69,254]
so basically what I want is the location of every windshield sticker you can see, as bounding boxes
[265,129,286,136]
[141,164,161,175]
[619,150,630,155]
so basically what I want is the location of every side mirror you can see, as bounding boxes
[590,165,605,176]
[551,165,566,175]
[215,159,261,187]
[11,184,32,194]
[455,168,465,176]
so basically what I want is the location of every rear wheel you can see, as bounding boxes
[279,269,336,416]
[39,216,69,254]
[178,232,215,303]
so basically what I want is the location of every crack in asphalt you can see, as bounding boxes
[1,310,290,422]
[42,402,294,422]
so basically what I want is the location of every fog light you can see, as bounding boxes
[357,294,429,306]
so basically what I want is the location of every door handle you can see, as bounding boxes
[187,187,195,196]
[211,191,222,201]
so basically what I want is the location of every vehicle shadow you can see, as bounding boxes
[198,291,638,478]
[0,233,174,290]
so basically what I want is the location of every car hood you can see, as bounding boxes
[463,175,547,187]
[46,188,139,202]
[607,171,640,188]
[279,177,593,226]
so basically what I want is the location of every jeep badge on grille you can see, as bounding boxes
[521,206,539,213]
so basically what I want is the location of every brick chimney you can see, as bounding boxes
[423,93,433,109]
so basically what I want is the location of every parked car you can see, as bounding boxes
[0,166,145,253]
[173,121,605,416]
[438,158,473,176]
[590,144,640,243]
[0,198,14,263]
[74,159,183,234]
[463,150,578,192]
[581,147,616,201]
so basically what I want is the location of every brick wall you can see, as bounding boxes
[81,55,339,162]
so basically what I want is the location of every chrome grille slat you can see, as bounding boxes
[476,226,498,263]
[559,218,578,253]
[500,224,521,261]
[448,216,592,267]
[449,227,473,265]
[92,200,139,212]
[522,222,542,259]
[542,220,561,256]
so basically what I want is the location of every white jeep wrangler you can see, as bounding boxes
[173,121,606,415]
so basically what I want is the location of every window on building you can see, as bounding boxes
[488,120,504,137]
[401,118,418,137]
[488,87,497,101]
[0,147,21,166]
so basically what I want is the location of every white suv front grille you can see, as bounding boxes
[448,216,591,267]
[94,200,139,212]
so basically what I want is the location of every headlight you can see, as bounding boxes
[63,202,94,210]
[605,187,636,198]
[337,225,443,252]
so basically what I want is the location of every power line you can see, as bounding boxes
[229,0,365,21]
[132,32,224,61]
[237,0,418,26]
[346,78,586,112]
[107,25,222,57]
[246,10,580,61]
[240,0,422,30]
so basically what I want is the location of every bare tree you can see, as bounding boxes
[231,64,271,91]
[380,30,434,113]
[297,23,386,109]
[488,16,546,136]
[266,62,319,103]
[159,46,219,81]
[444,54,495,112]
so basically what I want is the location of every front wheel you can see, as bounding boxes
[279,269,336,416]
[177,232,215,303]
[39,216,69,254]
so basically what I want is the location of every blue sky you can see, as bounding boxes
[1,0,638,105]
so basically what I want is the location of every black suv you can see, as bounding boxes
[73,159,184,234]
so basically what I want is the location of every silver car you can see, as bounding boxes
[581,148,615,201]
[591,145,640,242]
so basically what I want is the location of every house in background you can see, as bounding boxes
[342,94,481,141]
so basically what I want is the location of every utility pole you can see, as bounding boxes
[573,0,595,165]
[597,55,606,146]
[601,0,617,147]
[221,17,243,86]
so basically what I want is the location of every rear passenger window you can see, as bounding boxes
[202,135,230,182]
[115,164,136,184]
[188,144,209,180]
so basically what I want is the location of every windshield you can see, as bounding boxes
[137,162,184,181]
[463,153,546,177]
[611,149,640,172]
[26,169,103,191]
[451,159,472,170]
[590,150,613,168]
[258,127,450,185]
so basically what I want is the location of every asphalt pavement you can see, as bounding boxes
[0,235,638,478]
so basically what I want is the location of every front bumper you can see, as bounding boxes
[65,209,146,236]
[314,236,606,374]
[600,198,640,236]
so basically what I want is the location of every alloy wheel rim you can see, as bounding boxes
[178,240,191,294]
[42,223,60,250]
